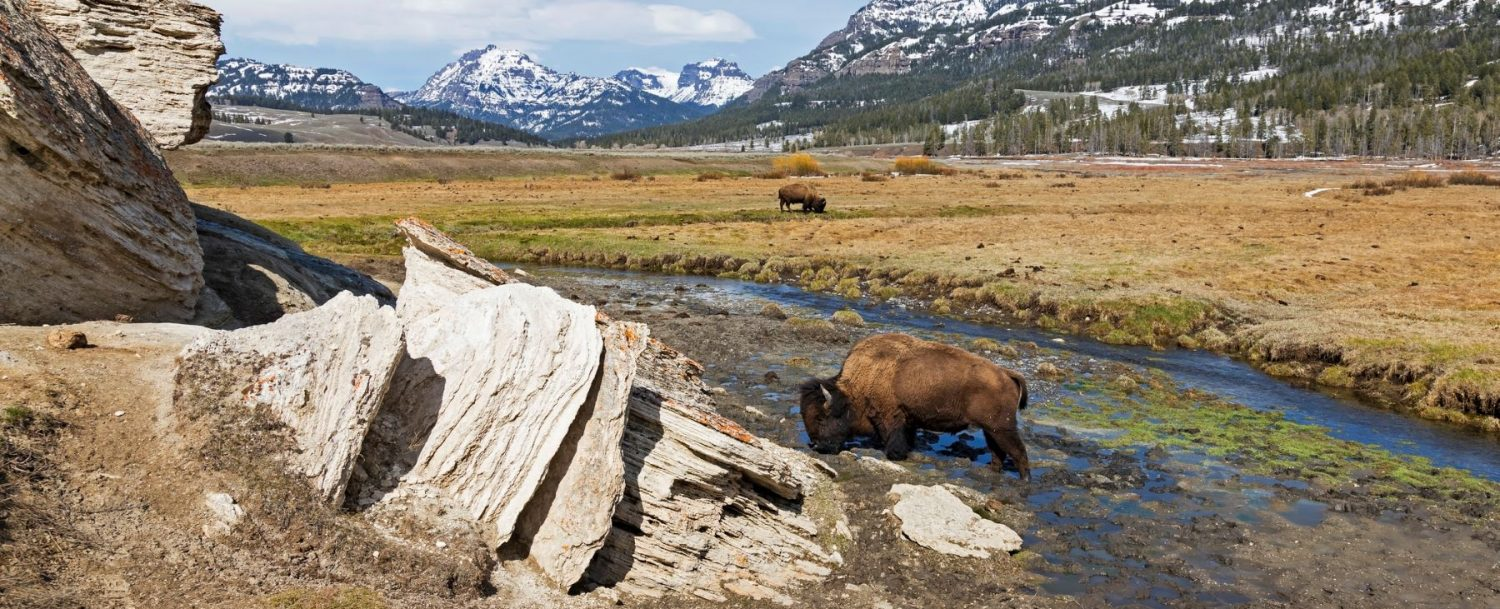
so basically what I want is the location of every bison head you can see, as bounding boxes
[799,379,852,454]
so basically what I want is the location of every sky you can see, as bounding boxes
[211,0,871,91]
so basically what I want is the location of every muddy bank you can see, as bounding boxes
[517,268,1500,609]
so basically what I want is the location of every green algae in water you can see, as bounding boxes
[1043,371,1499,508]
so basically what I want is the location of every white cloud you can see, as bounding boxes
[212,0,756,46]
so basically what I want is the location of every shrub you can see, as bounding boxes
[1386,171,1446,189]
[772,153,825,177]
[696,171,728,182]
[1449,171,1500,186]
[610,169,642,181]
[969,338,1002,353]
[788,317,843,341]
[832,309,866,327]
[754,170,788,180]
[299,183,333,190]
[760,303,788,320]
[893,156,955,176]
[1051,182,1078,189]
[861,172,890,182]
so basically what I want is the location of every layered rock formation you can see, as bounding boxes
[29,0,225,148]
[0,0,203,324]
[175,293,404,504]
[194,204,395,327]
[175,218,837,601]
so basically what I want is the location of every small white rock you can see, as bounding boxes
[112,410,125,417]
[435,540,448,549]
[887,484,1023,559]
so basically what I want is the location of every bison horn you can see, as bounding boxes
[820,384,834,404]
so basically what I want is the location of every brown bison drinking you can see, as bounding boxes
[778,183,827,213]
[800,334,1031,479]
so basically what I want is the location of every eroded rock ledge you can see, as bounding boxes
[0,0,203,324]
[173,218,837,602]
[29,0,225,148]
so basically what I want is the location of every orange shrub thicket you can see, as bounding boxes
[772,153,825,177]
[894,156,956,176]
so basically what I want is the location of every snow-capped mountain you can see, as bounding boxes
[396,46,710,140]
[615,59,755,108]
[211,58,401,110]
[746,0,1474,102]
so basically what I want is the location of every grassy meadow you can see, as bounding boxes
[174,146,1500,431]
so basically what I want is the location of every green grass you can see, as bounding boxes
[832,310,867,327]
[265,587,387,609]
[2,405,36,430]
[1048,372,1499,507]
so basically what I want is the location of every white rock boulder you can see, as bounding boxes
[0,0,203,324]
[379,283,604,549]
[30,0,225,148]
[887,484,1023,559]
[516,319,651,588]
[174,293,404,504]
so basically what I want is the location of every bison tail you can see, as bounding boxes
[1009,371,1029,411]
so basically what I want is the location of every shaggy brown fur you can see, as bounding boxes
[778,183,827,213]
[801,334,1031,479]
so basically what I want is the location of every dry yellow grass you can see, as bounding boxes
[187,161,1500,427]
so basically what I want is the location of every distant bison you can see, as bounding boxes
[778,183,827,214]
[800,334,1031,479]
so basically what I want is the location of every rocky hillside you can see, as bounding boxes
[212,57,402,110]
[596,0,1500,158]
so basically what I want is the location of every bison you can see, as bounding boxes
[778,183,827,214]
[799,334,1031,480]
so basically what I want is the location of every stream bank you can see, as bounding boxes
[520,266,1500,609]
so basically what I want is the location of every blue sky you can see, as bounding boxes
[211,0,869,91]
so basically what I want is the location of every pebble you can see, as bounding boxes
[112,411,125,417]
[434,540,448,549]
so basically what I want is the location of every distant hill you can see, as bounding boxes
[593,0,1500,159]
[213,58,402,111]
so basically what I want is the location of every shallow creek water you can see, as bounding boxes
[534,267,1500,608]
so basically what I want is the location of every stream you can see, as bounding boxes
[532,266,1500,608]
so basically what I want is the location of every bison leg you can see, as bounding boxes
[983,428,1031,481]
[875,415,912,461]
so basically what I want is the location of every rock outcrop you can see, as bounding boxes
[29,0,225,148]
[172,218,837,601]
[585,341,834,601]
[516,319,650,588]
[0,0,203,325]
[174,293,404,504]
[887,484,1022,559]
[380,283,605,550]
[194,204,395,327]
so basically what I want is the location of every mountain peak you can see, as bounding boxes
[401,50,708,140]
[211,57,401,111]
[617,59,753,107]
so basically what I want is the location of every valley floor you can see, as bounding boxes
[179,149,1500,432]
